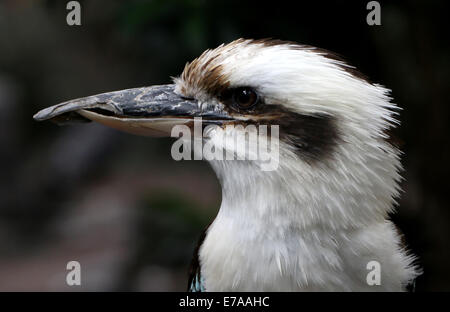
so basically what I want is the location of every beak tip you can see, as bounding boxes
[33,107,52,121]
[33,110,45,121]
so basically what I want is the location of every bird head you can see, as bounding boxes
[34,39,402,229]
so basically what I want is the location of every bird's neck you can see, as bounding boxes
[199,141,405,291]
[209,160,310,229]
[208,144,397,230]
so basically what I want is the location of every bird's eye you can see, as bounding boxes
[232,87,259,110]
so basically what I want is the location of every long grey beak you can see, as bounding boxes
[33,84,231,136]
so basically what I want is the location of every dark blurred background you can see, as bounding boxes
[0,0,448,291]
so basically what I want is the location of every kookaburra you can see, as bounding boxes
[34,38,419,291]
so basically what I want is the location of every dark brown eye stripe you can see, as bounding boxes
[221,102,340,164]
